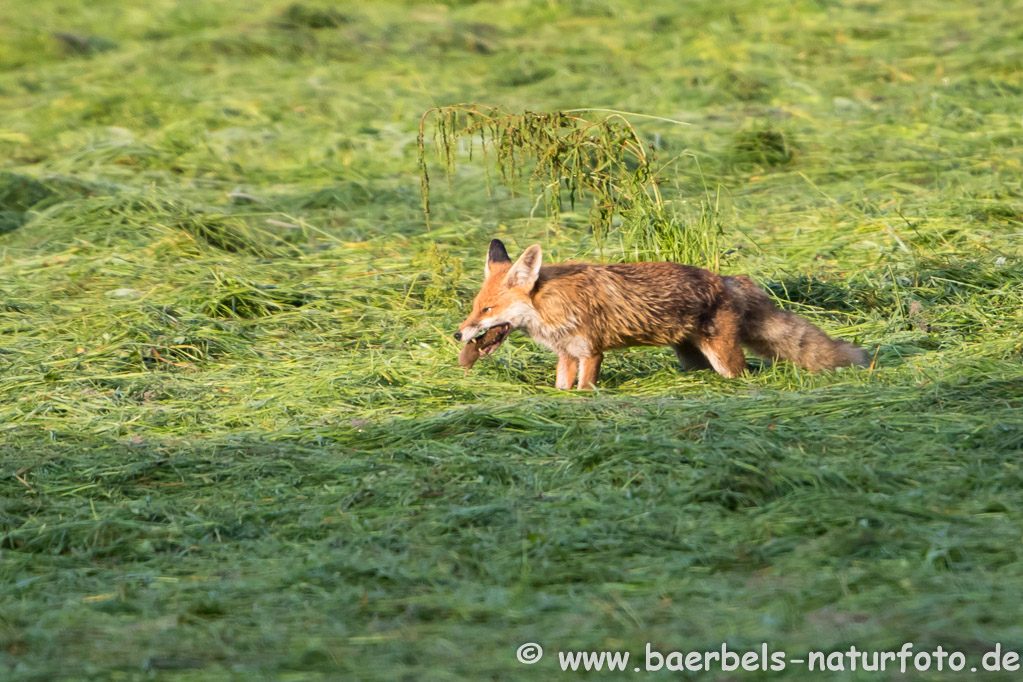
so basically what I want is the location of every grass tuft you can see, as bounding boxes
[276,3,355,30]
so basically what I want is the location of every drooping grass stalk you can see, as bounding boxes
[418,104,727,265]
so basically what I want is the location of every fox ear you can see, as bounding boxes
[506,243,542,290]
[484,239,511,279]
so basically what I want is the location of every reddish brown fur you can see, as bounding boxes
[456,241,867,389]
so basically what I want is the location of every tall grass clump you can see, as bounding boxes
[418,104,721,265]
[617,195,724,269]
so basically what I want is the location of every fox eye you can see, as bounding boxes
[482,306,492,314]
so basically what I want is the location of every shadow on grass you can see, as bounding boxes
[4,372,1023,676]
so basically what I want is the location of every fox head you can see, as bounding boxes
[454,239,542,345]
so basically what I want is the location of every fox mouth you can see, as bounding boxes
[473,323,511,356]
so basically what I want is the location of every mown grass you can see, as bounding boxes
[2,0,1022,679]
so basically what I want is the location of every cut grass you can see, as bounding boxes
[2,0,1023,679]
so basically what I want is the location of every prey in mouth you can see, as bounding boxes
[458,323,511,372]
[474,322,512,357]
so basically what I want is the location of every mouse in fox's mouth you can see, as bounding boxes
[457,323,511,372]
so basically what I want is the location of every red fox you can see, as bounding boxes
[455,239,867,389]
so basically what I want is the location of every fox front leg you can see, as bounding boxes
[555,354,578,390]
[577,353,603,390]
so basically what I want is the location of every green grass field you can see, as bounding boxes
[2,0,1022,679]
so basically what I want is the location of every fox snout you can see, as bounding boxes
[455,316,483,344]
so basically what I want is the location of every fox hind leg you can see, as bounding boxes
[671,341,712,371]
[697,336,747,378]
[695,309,748,379]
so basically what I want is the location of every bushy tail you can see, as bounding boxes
[724,276,868,371]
